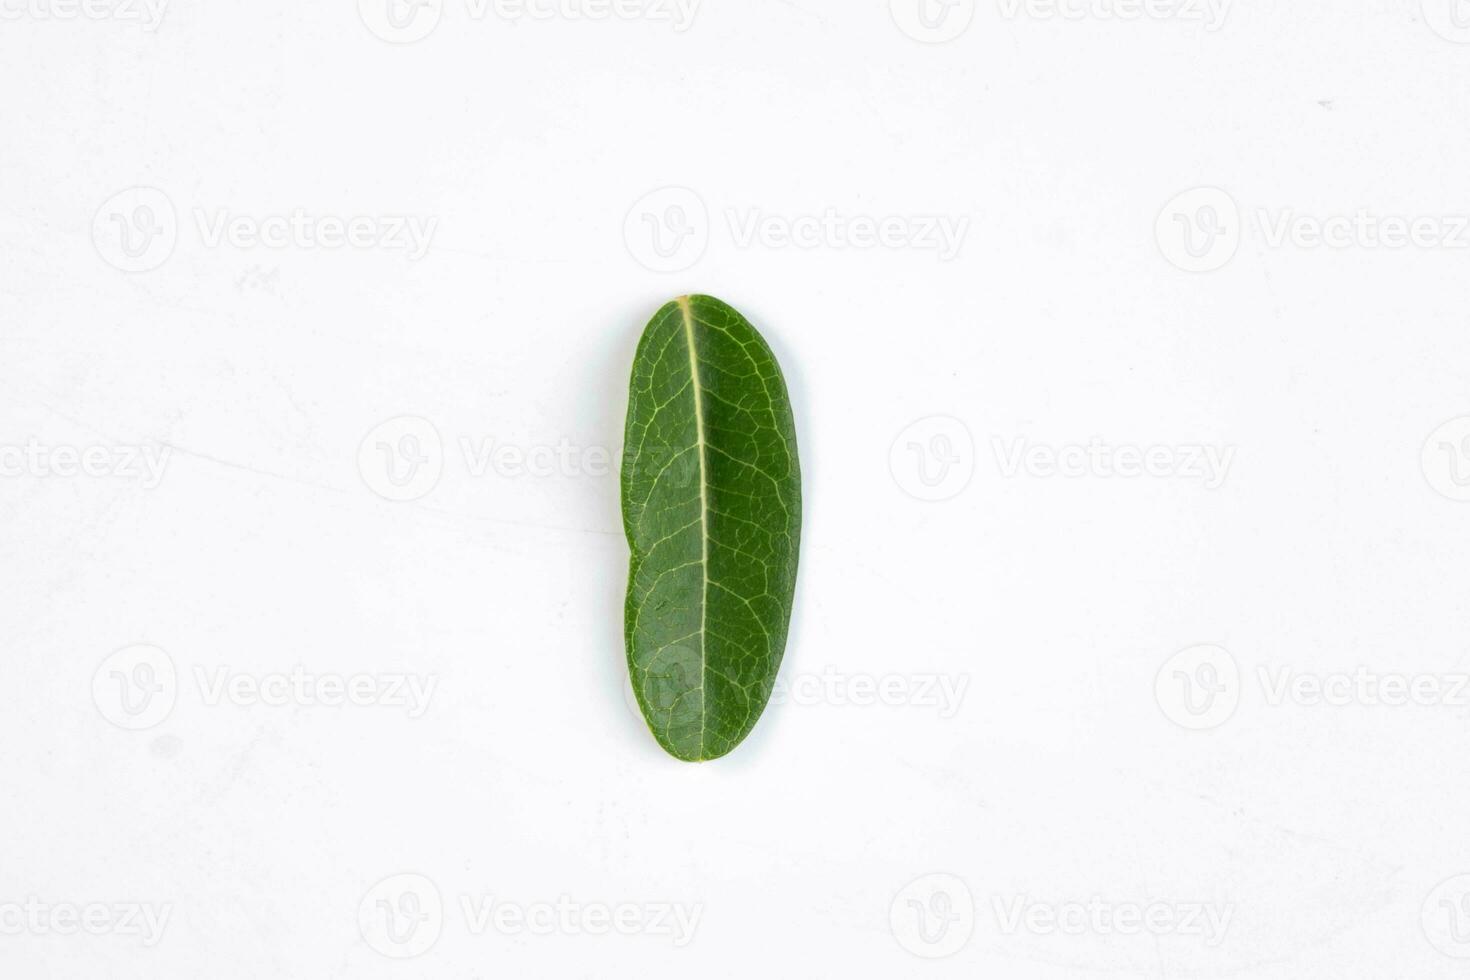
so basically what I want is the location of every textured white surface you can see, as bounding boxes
[4,1,1470,976]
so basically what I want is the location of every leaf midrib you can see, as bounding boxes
[677,295,710,756]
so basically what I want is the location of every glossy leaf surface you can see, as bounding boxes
[622,295,801,762]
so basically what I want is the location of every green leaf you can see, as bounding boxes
[621,295,802,762]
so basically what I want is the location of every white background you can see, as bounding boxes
[4,0,1470,976]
